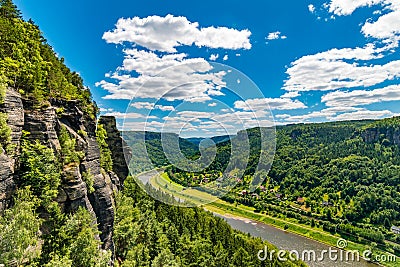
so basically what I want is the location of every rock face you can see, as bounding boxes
[361,127,400,145]
[0,89,24,211]
[99,116,131,186]
[0,88,127,254]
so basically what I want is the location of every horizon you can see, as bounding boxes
[121,115,391,139]
[15,0,400,137]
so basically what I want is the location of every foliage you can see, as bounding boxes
[96,124,113,172]
[82,169,95,194]
[59,126,84,165]
[0,0,96,114]
[60,208,111,267]
[19,136,61,205]
[122,131,200,174]
[0,112,11,153]
[114,176,305,267]
[0,72,6,104]
[44,254,72,267]
[0,187,42,266]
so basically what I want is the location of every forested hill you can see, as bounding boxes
[0,1,305,266]
[167,117,400,255]
[122,131,200,173]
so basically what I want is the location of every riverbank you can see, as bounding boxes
[146,171,398,267]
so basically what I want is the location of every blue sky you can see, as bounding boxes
[15,0,400,137]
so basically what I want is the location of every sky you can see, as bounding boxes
[15,0,400,137]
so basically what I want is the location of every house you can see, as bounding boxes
[391,226,400,235]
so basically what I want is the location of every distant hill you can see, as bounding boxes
[122,131,200,173]
[186,134,232,146]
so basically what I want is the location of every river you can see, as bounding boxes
[216,214,377,267]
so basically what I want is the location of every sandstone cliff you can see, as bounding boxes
[0,88,129,253]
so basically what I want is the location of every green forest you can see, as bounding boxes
[166,118,400,258]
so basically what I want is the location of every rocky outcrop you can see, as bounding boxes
[361,127,400,145]
[23,105,61,151]
[99,116,131,185]
[0,88,128,255]
[0,89,24,211]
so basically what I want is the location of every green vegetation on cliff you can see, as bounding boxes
[0,0,97,115]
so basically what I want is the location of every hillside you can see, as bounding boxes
[122,131,200,174]
[166,118,400,256]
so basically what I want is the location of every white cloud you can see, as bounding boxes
[267,31,281,40]
[223,55,229,61]
[361,2,400,41]
[321,84,400,107]
[284,1,400,95]
[266,31,287,41]
[334,109,394,121]
[281,91,300,98]
[308,4,316,13]
[208,102,217,107]
[209,54,219,61]
[284,52,400,92]
[104,111,151,119]
[155,105,175,111]
[276,107,394,123]
[234,97,307,111]
[96,49,227,101]
[102,14,251,53]
[326,0,400,45]
[130,101,154,109]
[327,0,384,16]
[99,107,114,112]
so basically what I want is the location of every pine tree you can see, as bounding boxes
[0,0,21,19]
[384,217,391,230]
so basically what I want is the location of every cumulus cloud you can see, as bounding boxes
[234,97,307,111]
[209,54,219,61]
[276,107,394,123]
[284,56,400,92]
[327,0,400,44]
[130,101,175,111]
[98,15,255,104]
[321,84,400,107]
[223,55,229,61]
[155,105,175,111]
[266,31,287,40]
[102,14,252,53]
[284,1,400,96]
[308,4,316,13]
[96,49,227,101]
[130,101,154,109]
